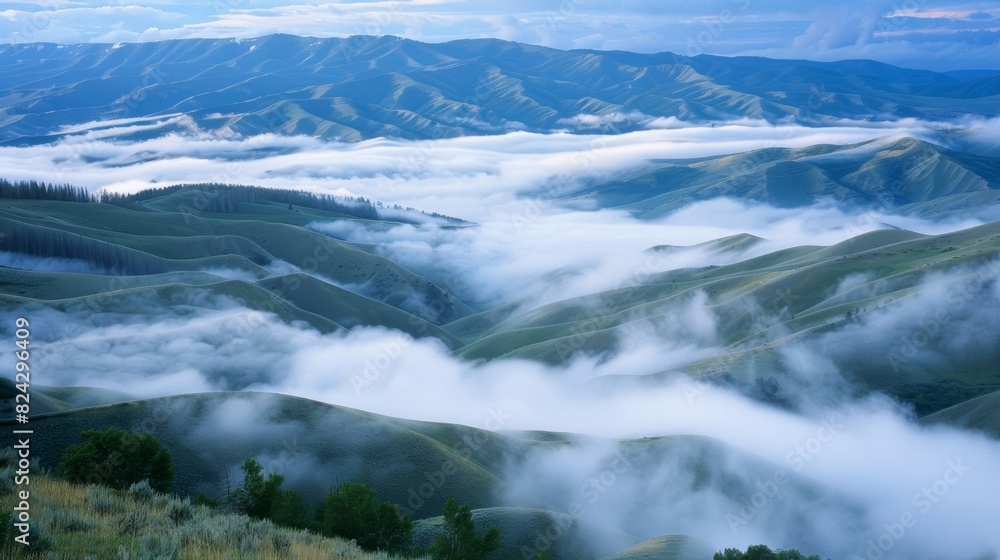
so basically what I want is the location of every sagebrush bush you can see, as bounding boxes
[85,485,121,515]
[177,511,275,552]
[127,480,156,503]
[330,539,365,556]
[41,508,94,533]
[166,499,193,525]
[1,473,431,560]
[138,533,181,560]
[272,532,292,555]
[150,492,174,510]
[118,509,151,539]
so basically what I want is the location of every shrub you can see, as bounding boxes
[150,493,174,510]
[231,458,284,520]
[270,488,313,530]
[127,480,156,502]
[319,481,413,555]
[138,533,181,560]
[272,532,292,555]
[177,511,273,552]
[118,510,150,538]
[85,485,122,515]
[429,497,500,560]
[2,514,54,552]
[713,544,822,560]
[58,428,174,493]
[166,499,194,525]
[31,520,55,552]
[42,508,94,533]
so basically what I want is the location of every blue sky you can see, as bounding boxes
[0,0,998,70]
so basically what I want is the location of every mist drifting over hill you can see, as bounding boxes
[2,31,1000,560]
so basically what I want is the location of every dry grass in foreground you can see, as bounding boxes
[1,473,429,560]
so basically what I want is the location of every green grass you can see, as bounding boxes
[0,473,427,560]
[599,534,714,560]
[922,390,1000,438]
[567,137,1000,220]
[1,194,474,325]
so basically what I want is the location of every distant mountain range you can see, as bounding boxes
[2,34,999,145]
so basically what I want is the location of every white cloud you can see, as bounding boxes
[4,254,1000,557]
[0,122,958,218]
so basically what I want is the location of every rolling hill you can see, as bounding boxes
[560,137,1000,219]
[2,134,999,558]
[0,391,860,559]
[3,172,999,418]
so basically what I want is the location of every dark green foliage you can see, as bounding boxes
[270,488,313,530]
[57,427,174,493]
[0,218,168,274]
[99,184,184,208]
[714,544,822,560]
[226,458,315,532]
[193,492,220,508]
[319,481,413,554]
[232,458,285,520]
[429,497,501,560]
[883,378,1000,416]
[101,182,382,220]
[0,178,93,202]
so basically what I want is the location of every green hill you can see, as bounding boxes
[0,472,424,560]
[922,390,1000,439]
[563,137,1000,219]
[4,181,1000,417]
[0,392,857,558]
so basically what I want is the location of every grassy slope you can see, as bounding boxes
[1,277,346,335]
[5,192,1000,416]
[255,273,463,348]
[0,194,474,325]
[0,392,851,558]
[2,393,506,518]
[599,534,715,560]
[461,223,1000,362]
[0,474,424,560]
[0,380,134,416]
[566,137,1000,219]
[922,390,1000,439]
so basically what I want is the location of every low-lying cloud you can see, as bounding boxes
[4,254,1000,558]
[0,119,987,221]
[3,119,1000,558]
[308,197,984,310]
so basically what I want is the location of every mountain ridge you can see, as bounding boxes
[2,34,999,145]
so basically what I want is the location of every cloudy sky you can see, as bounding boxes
[0,0,998,71]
